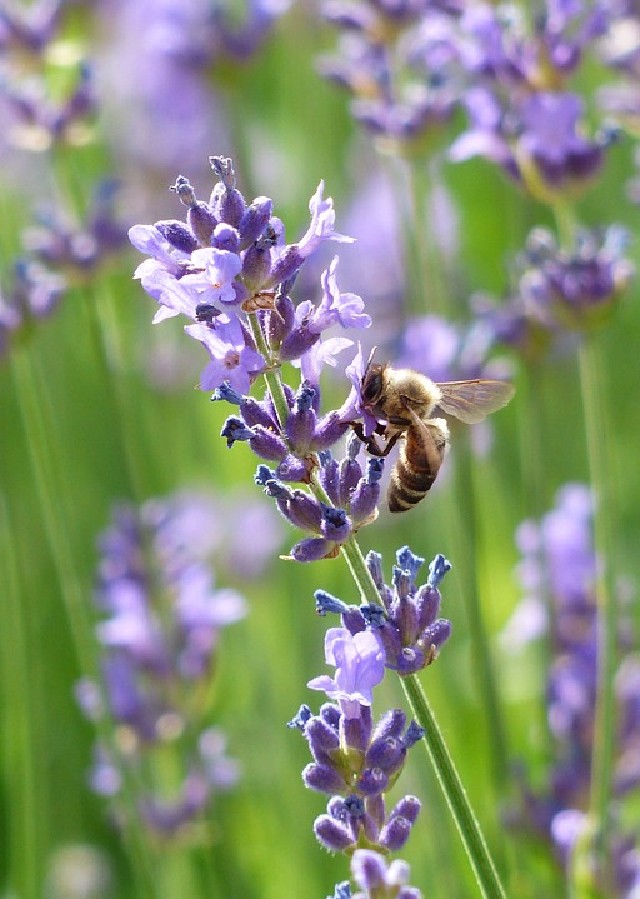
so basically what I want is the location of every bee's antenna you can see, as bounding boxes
[364,346,377,376]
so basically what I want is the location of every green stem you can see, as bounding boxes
[578,336,618,881]
[1,496,43,898]
[81,280,148,499]
[552,198,617,887]
[407,157,451,317]
[517,364,555,761]
[401,674,507,899]
[451,431,509,789]
[249,313,290,428]
[388,157,448,321]
[10,349,157,898]
[258,347,504,896]
[338,528,506,899]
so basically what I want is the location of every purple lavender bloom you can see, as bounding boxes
[314,545,452,676]
[294,256,369,336]
[132,162,380,569]
[451,87,609,199]
[185,314,265,394]
[130,160,363,393]
[459,1,609,89]
[251,434,384,561]
[0,0,65,55]
[350,849,423,899]
[0,178,128,359]
[476,226,634,362]
[77,493,246,838]
[318,3,462,148]
[23,180,127,275]
[318,546,452,675]
[504,484,640,893]
[294,694,423,855]
[0,258,67,358]
[1,48,97,151]
[307,627,386,719]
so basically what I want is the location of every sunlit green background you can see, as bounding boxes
[1,4,639,898]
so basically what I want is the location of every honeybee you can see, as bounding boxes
[355,354,515,513]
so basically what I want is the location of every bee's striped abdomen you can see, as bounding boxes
[387,419,447,513]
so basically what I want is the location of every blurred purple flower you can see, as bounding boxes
[505,484,640,892]
[78,493,246,837]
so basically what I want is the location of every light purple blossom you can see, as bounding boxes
[307,627,385,719]
[180,247,245,307]
[351,849,422,899]
[185,315,264,393]
[299,336,355,386]
[297,181,354,259]
[311,256,371,332]
[338,343,379,434]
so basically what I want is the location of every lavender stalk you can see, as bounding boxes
[129,156,506,896]
[334,531,506,899]
[578,337,620,880]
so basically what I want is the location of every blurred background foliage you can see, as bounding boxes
[1,1,640,898]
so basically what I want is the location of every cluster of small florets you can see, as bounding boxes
[0,181,126,359]
[319,2,627,194]
[129,156,369,393]
[291,698,423,855]
[290,623,424,857]
[318,0,462,151]
[316,545,452,675]
[473,225,634,362]
[130,158,384,560]
[449,3,618,200]
[503,484,640,893]
[291,544,450,894]
[0,0,98,149]
[251,431,383,561]
[76,494,245,838]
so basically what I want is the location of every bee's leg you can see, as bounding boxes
[351,422,401,458]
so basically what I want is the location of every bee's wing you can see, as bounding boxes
[435,379,515,424]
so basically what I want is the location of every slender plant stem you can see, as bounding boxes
[552,199,618,885]
[1,495,43,898]
[450,430,509,790]
[578,336,618,879]
[516,363,555,760]
[10,349,157,898]
[249,314,290,428]
[256,337,504,897]
[339,532,506,899]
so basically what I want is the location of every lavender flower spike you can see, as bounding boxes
[77,493,246,838]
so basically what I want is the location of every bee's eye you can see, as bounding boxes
[362,372,382,403]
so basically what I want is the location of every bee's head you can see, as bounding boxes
[361,350,386,408]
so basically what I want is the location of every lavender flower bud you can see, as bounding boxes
[303,763,346,794]
[319,453,341,506]
[380,796,421,851]
[314,814,354,852]
[266,291,295,348]
[291,537,336,563]
[239,196,273,248]
[209,156,246,227]
[155,219,198,254]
